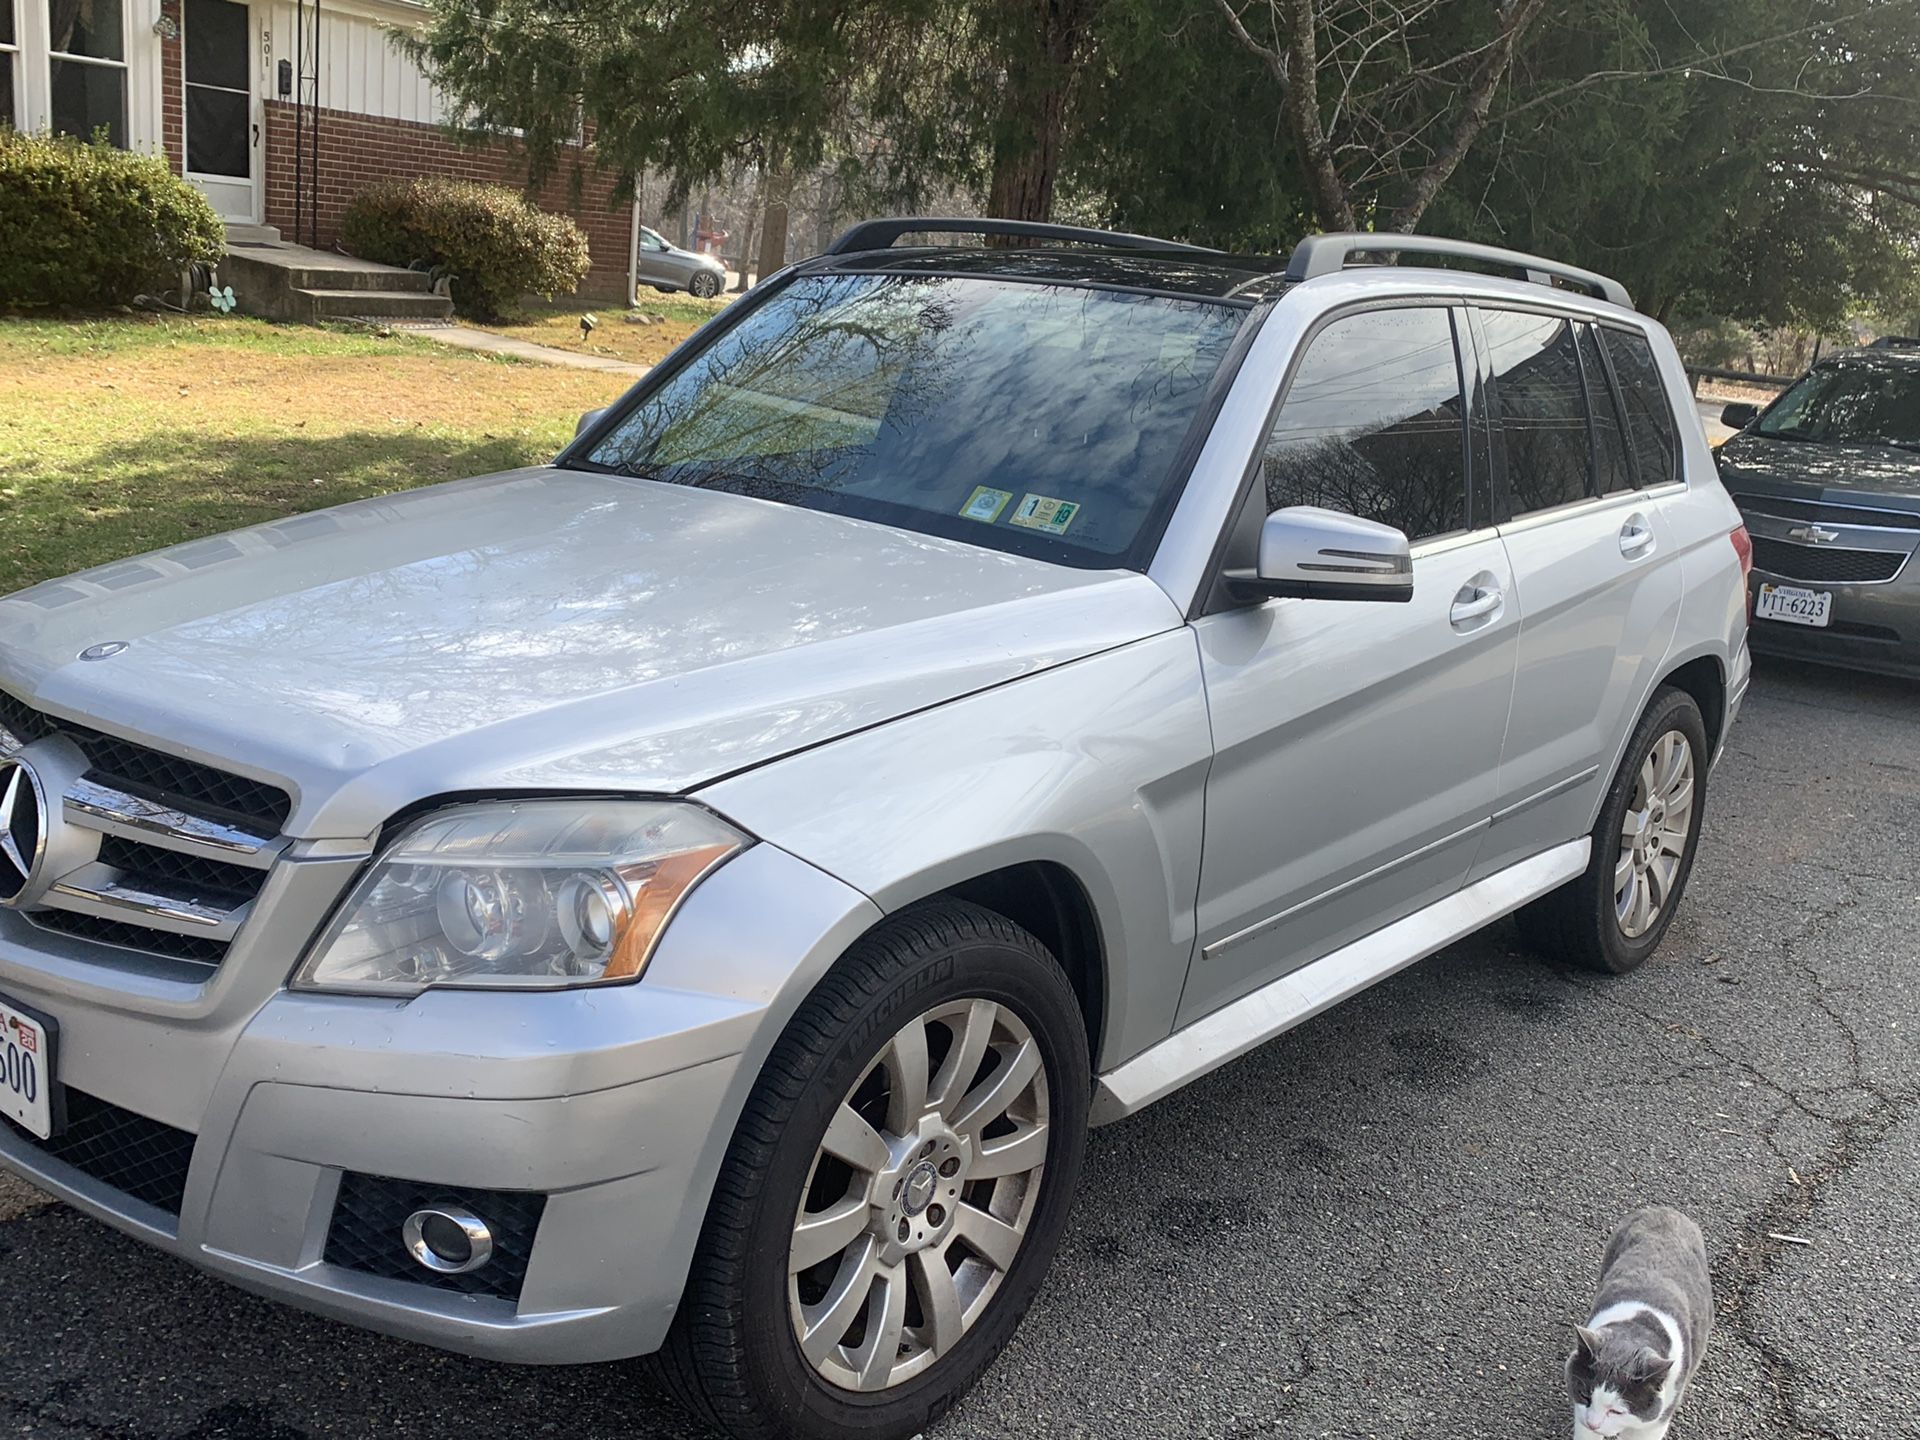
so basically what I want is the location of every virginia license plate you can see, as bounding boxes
[1756,583,1833,628]
[0,996,55,1141]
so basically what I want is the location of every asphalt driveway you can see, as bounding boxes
[1,656,1914,1440]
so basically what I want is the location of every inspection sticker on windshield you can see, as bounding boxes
[960,487,1013,523]
[1009,494,1080,536]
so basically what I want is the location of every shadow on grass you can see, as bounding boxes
[2,427,571,594]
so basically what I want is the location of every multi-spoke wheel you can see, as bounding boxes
[1518,686,1710,974]
[790,998,1049,1392]
[1614,729,1695,940]
[660,902,1089,1440]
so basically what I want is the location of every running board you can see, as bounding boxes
[1090,838,1591,1125]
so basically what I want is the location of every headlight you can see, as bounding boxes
[293,800,747,995]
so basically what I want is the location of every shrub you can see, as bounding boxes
[341,177,591,320]
[0,131,225,307]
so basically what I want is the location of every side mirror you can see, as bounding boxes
[1228,506,1414,603]
[575,407,608,439]
[1720,402,1760,430]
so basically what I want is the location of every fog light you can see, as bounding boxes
[402,1207,494,1275]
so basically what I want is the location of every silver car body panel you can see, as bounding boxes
[0,472,1182,838]
[0,257,1747,1364]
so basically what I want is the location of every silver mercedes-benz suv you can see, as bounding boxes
[0,221,1749,1439]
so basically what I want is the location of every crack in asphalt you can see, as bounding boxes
[1556,884,1911,1440]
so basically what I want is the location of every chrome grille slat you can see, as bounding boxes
[48,863,251,940]
[64,777,283,867]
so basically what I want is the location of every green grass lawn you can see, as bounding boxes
[475,294,728,367]
[0,313,634,595]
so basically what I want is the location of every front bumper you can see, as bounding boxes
[0,841,878,1363]
[1746,568,1920,679]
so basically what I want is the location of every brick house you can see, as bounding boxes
[4,0,634,297]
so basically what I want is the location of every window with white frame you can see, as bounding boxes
[1,0,21,131]
[47,0,127,146]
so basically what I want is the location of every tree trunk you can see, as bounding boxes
[757,165,795,282]
[732,170,762,292]
[986,0,1093,223]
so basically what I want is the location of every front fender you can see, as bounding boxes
[695,629,1214,1070]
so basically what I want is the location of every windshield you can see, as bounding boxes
[577,272,1247,568]
[1755,363,1920,449]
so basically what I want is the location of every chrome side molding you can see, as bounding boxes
[1090,838,1592,1124]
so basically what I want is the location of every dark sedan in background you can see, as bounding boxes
[1717,341,1920,678]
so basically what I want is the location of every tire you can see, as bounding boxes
[688,271,723,299]
[1516,686,1710,975]
[659,901,1091,1440]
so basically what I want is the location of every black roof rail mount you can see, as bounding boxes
[828,216,1219,258]
[1286,232,1634,311]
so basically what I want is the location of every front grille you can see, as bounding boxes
[325,1173,548,1303]
[1751,536,1907,585]
[0,688,289,969]
[1,1087,196,1215]
[1732,492,1920,531]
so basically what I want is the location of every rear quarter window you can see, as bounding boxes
[1599,329,1680,487]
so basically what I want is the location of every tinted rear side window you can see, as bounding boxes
[1483,310,1591,515]
[1577,325,1634,495]
[1260,306,1469,542]
[1600,329,1679,486]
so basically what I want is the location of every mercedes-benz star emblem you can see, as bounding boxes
[0,758,47,905]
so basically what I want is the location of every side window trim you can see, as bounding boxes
[1462,305,1508,524]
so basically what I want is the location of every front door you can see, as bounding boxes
[182,0,258,223]
[1180,303,1519,1027]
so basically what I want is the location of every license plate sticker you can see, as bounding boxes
[1756,583,1833,628]
[0,996,55,1141]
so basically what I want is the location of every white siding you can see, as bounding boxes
[264,0,443,124]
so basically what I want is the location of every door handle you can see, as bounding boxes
[252,123,261,148]
[1620,513,1656,558]
[1450,577,1504,629]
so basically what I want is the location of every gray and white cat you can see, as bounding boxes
[1566,1206,1714,1439]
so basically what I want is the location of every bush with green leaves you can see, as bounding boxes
[0,131,225,307]
[341,177,591,320]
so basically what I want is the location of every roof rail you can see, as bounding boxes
[827,216,1218,258]
[1286,232,1634,310]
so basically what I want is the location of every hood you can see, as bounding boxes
[0,469,1181,838]
[1717,433,1920,510]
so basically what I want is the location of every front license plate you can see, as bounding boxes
[0,995,55,1141]
[1756,583,1833,628]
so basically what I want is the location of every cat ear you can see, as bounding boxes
[1628,1348,1673,1386]
[1572,1324,1606,1361]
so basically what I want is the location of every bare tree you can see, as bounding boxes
[1212,0,1549,233]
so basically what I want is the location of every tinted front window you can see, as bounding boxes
[582,273,1245,567]
[1756,363,1920,449]
[1577,325,1633,494]
[1600,329,1678,486]
[1484,310,1591,514]
[1260,306,1468,542]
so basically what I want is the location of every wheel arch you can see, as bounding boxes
[1658,652,1728,756]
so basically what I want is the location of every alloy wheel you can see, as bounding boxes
[1615,728,1695,939]
[788,997,1050,1393]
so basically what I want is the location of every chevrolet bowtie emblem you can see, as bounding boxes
[1786,524,1841,545]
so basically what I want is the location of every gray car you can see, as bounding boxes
[1717,343,1920,679]
[635,224,728,298]
[0,220,1748,1440]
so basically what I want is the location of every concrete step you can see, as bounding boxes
[295,288,455,321]
[224,223,283,244]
